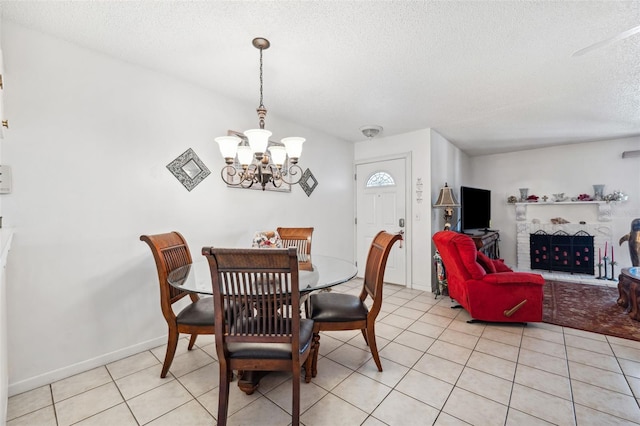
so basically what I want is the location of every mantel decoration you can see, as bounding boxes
[215,37,306,191]
[166,148,211,191]
[596,240,618,280]
[510,187,628,204]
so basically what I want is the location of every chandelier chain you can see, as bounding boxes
[259,48,264,108]
[256,46,267,129]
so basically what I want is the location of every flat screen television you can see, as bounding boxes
[460,186,491,232]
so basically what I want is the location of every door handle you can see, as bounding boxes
[399,218,405,227]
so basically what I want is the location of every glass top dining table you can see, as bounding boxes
[167,254,358,295]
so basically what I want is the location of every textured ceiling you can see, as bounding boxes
[2,1,640,156]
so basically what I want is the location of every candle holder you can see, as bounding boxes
[596,262,604,279]
[609,260,617,281]
[602,256,609,280]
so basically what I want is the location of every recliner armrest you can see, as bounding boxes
[481,272,545,285]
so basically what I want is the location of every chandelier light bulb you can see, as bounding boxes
[236,145,254,166]
[269,145,287,166]
[282,137,305,163]
[244,129,271,156]
[215,135,241,164]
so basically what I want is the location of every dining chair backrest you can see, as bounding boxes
[202,246,310,425]
[362,231,404,310]
[203,247,302,350]
[141,231,214,378]
[304,230,403,381]
[277,227,314,258]
[140,231,194,320]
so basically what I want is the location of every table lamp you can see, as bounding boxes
[434,183,460,230]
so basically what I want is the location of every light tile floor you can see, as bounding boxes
[7,279,640,425]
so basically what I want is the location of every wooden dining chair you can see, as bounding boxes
[305,231,402,381]
[140,232,215,378]
[202,247,314,426]
[277,227,314,259]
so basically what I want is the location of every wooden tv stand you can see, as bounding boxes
[464,230,500,259]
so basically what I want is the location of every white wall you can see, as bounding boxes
[469,138,640,270]
[2,20,354,395]
[0,15,8,422]
[430,130,470,232]
[429,130,469,290]
[354,129,431,291]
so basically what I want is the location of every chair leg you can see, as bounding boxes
[311,332,320,378]
[304,340,315,383]
[365,324,383,372]
[161,326,179,378]
[292,364,301,426]
[217,364,231,426]
[187,333,197,350]
[361,328,369,346]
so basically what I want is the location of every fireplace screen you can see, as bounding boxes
[530,230,594,275]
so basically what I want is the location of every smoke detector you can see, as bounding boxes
[360,125,383,139]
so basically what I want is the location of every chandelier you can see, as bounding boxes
[215,37,305,191]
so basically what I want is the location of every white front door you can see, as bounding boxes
[356,158,407,285]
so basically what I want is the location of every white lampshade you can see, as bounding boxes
[244,129,272,154]
[215,135,241,159]
[282,137,305,159]
[237,145,254,166]
[269,145,287,166]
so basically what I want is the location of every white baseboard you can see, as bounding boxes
[8,336,166,397]
[410,283,432,293]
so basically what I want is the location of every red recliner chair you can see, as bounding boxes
[433,231,545,323]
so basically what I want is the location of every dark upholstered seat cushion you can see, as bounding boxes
[227,318,314,359]
[176,297,215,326]
[309,293,369,322]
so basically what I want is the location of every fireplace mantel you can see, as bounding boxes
[513,201,612,222]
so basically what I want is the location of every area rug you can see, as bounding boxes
[543,280,640,342]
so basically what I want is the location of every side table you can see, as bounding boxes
[470,231,500,259]
[618,267,640,321]
[433,250,448,298]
